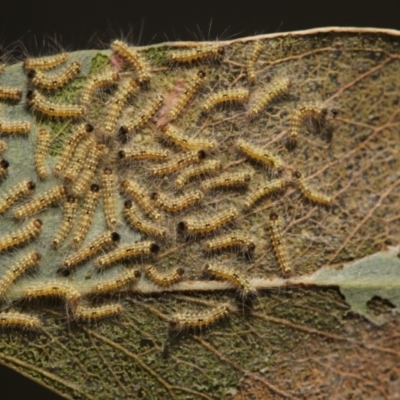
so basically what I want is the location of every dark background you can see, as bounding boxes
[0,0,398,398]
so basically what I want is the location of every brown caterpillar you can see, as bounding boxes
[149,150,206,176]
[236,138,284,170]
[0,218,42,252]
[26,90,86,118]
[0,140,7,152]
[27,60,81,90]
[200,171,251,192]
[292,170,332,205]
[160,124,217,151]
[71,143,105,195]
[111,40,151,83]
[166,70,206,121]
[74,303,123,321]
[268,212,291,275]
[0,87,22,100]
[204,263,255,297]
[201,88,249,113]
[120,179,163,221]
[120,94,164,135]
[0,159,9,178]
[145,265,184,287]
[101,168,118,227]
[0,180,35,215]
[24,52,68,70]
[246,77,291,119]
[53,123,93,175]
[0,118,31,134]
[90,269,141,295]
[34,128,51,179]
[52,195,78,248]
[103,79,138,134]
[169,302,232,331]
[72,184,101,247]
[118,146,170,161]
[167,44,224,63]
[177,206,238,235]
[246,41,264,84]
[23,281,81,306]
[0,252,41,297]
[95,240,160,269]
[123,200,168,238]
[243,179,287,210]
[13,185,66,219]
[175,159,222,188]
[80,69,119,105]
[0,312,41,329]
[63,231,120,269]
[151,189,203,213]
[63,137,94,183]
[203,231,255,254]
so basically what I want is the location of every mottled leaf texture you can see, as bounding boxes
[0,27,399,399]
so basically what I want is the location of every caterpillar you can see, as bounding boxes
[63,137,94,183]
[123,200,168,238]
[120,94,164,135]
[95,240,160,269]
[26,90,86,118]
[71,183,101,247]
[23,281,81,306]
[27,60,81,90]
[243,179,287,210]
[268,212,292,275]
[166,70,206,121]
[24,52,68,70]
[79,69,119,105]
[90,269,141,295]
[71,143,105,195]
[0,219,43,252]
[169,302,232,331]
[118,146,170,161]
[0,159,9,178]
[0,180,35,215]
[246,41,264,84]
[0,312,41,329]
[0,252,41,297]
[145,265,184,287]
[149,150,206,176]
[204,263,255,297]
[151,189,203,213]
[0,87,22,100]
[292,170,332,205]
[177,206,238,235]
[200,171,251,192]
[111,40,151,83]
[246,77,291,119]
[101,168,117,227]
[203,231,255,254]
[52,195,78,248]
[0,118,31,134]
[103,79,138,134]
[236,138,284,171]
[120,179,163,221]
[13,185,66,219]
[160,124,217,151]
[34,128,51,179]
[201,88,249,113]
[74,302,123,321]
[53,123,94,175]
[167,44,225,63]
[175,159,222,188]
[63,231,120,269]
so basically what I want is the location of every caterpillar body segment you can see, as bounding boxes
[24,53,68,71]
[74,303,123,321]
[90,269,141,294]
[0,312,41,329]
[167,45,224,63]
[201,88,249,113]
[200,171,251,192]
[203,231,255,254]
[118,146,170,162]
[292,171,332,205]
[34,128,51,179]
[151,189,203,213]
[52,195,78,248]
[175,159,222,188]
[0,87,22,100]
[0,180,35,215]
[246,41,264,84]
[0,119,31,134]
[145,265,184,287]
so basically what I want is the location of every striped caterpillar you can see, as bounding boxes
[145,265,184,287]
[52,195,78,248]
[175,159,222,188]
[118,146,170,162]
[246,41,263,84]
[0,118,31,134]
[167,44,224,63]
[201,88,249,113]
[74,303,123,321]
[0,87,22,100]
[101,168,118,227]
[0,180,35,215]
[34,128,51,179]
[203,231,255,254]
[268,212,291,275]
[151,189,203,213]
[24,52,68,70]
[243,179,287,210]
[0,219,43,252]
[200,171,251,192]
[80,69,119,105]
[292,170,332,205]
[0,312,41,329]
[63,137,95,183]
[90,269,141,295]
